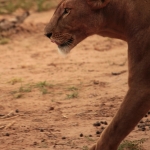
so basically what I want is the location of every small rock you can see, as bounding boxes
[33,142,37,145]
[49,107,54,111]
[5,133,10,136]
[93,80,99,85]
[93,122,101,127]
[140,120,144,123]
[40,129,44,132]
[62,137,66,139]
[96,131,101,134]
[41,139,45,142]
[104,121,108,125]
[80,133,83,137]
[101,126,105,130]
[15,109,19,113]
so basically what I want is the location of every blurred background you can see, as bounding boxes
[0,0,58,14]
[0,0,61,39]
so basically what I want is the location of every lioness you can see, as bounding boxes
[44,0,150,149]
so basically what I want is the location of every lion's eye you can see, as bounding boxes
[64,8,70,14]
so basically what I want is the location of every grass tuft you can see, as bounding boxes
[8,78,22,85]
[118,138,147,150]
[19,85,32,93]
[0,37,10,45]
[34,81,53,95]
[66,91,78,99]
[82,146,89,150]
[14,93,23,99]
[67,86,78,91]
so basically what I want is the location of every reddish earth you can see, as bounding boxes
[0,10,150,150]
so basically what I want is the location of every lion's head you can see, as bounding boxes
[44,0,110,54]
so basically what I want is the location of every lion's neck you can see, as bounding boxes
[96,0,133,41]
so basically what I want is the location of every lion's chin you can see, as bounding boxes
[57,46,72,55]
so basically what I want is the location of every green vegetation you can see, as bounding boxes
[34,81,53,94]
[0,0,57,14]
[36,0,55,12]
[67,86,78,91]
[14,93,23,99]
[9,79,81,99]
[8,78,22,85]
[80,139,147,150]
[10,81,54,98]
[66,91,78,99]
[19,84,32,93]
[82,146,89,150]
[0,37,10,45]
[66,86,79,99]
[118,138,147,150]
[84,136,94,142]
[35,81,51,88]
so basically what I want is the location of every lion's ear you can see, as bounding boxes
[87,0,110,9]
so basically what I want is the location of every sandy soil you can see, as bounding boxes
[0,10,150,150]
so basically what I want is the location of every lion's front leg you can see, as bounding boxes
[90,88,150,150]
[90,144,96,150]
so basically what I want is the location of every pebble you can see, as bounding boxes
[146,119,150,122]
[140,120,144,123]
[104,121,108,125]
[101,126,105,130]
[49,107,54,110]
[15,109,19,113]
[96,131,101,134]
[40,129,44,132]
[93,122,101,127]
[33,142,37,145]
[5,133,10,136]
[41,139,45,142]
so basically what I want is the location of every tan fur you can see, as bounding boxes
[45,0,150,149]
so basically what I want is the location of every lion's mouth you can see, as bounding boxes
[57,37,74,55]
[59,37,74,47]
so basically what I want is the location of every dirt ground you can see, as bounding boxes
[0,10,150,150]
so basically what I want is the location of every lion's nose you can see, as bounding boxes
[45,33,52,39]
